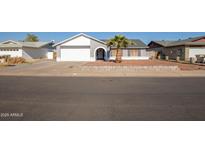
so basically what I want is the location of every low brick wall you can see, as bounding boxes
[80,66,180,72]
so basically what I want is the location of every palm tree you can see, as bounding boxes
[24,33,39,42]
[107,35,134,63]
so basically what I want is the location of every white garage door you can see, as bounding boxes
[0,50,22,57]
[189,48,205,58]
[60,48,91,61]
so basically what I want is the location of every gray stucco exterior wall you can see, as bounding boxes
[90,39,108,57]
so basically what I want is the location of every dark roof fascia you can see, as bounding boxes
[110,46,148,49]
[148,41,166,47]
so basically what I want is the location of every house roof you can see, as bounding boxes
[101,39,148,48]
[149,35,205,47]
[53,33,148,48]
[150,40,175,47]
[0,40,54,48]
[53,33,107,47]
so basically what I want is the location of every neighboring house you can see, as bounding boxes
[0,40,54,60]
[148,36,205,61]
[53,33,149,61]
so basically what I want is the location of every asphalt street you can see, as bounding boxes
[0,76,205,120]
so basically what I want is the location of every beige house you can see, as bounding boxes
[148,36,205,61]
[0,40,54,60]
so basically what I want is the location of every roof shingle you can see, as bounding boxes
[150,35,205,47]
[102,39,148,48]
[0,40,54,48]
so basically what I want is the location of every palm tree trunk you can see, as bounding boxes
[116,48,122,63]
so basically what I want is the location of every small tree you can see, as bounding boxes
[107,35,134,63]
[24,33,39,42]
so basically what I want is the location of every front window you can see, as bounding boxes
[177,49,183,57]
[111,49,139,57]
[111,49,117,57]
[122,49,128,57]
[128,49,138,56]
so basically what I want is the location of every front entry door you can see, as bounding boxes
[96,48,105,60]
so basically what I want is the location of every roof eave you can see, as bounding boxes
[148,41,166,47]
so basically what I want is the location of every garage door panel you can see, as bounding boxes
[0,51,22,57]
[60,48,90,61]
[189,48,205,58]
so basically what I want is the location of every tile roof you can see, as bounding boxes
[0,40,54,48]
[102,39,148,48]
[150,35,205,47]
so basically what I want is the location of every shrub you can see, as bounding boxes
[0,55,11,62]
[7,57,26,64]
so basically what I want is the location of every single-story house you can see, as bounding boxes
[0,40,54,60]
[103,39,149,61]
[53,33,149,61]
[148,35,205,61]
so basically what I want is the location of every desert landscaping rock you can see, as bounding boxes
[80,65,180,72]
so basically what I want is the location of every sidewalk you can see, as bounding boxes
[1,69,205,77]
[61,70,205,77]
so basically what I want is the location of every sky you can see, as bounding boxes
[0,32,205,44]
